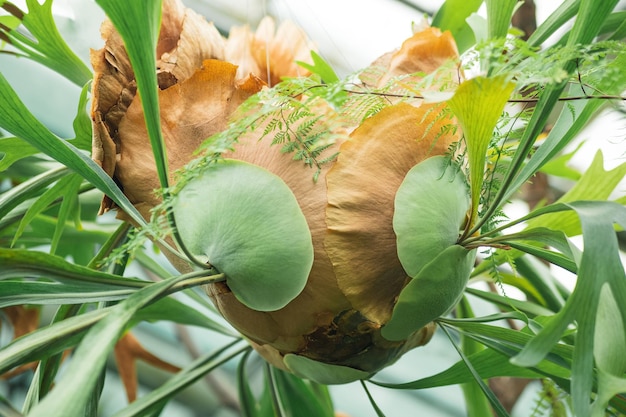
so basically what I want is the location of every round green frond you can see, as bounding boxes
[173,159,314,311]
[393,155,470,278]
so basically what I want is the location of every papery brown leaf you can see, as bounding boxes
[91,0,312,215]
[361,27,460,90]
[114,331,181,402]
[115,60,263,209]
[157,0,225,83]
[325,102,459,326]
[225,16,315,87]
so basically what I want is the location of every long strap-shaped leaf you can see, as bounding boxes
[95,0,169,189]
[25,270,220,417]
[112,340,248,417]
[0,73,146,227]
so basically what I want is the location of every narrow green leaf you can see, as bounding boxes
[95,0,169,189]
[27,270,215,417]
[265,365,288,417]
[0,248,147,288]
[465,287,555,317]
[296,51,339,84]
[594,285,626,375]
[432,0,483,53]
[0,137,38,171]
[0,307,111,375]
[447,76,515,228]
[0,0,92,86]
[501,26,626,211]
[539,142,583,181]
[0,281,134,308]
[607,12,626,40]
[506,242,577,273]
[485,0,517,39]
[11,173,81,246]
[133,296,235,335]
[269,367,335,417]
[458,298,492,417]
[528,0,579,47]
[382,245,476,341]
[0,166,68,220]
[69,81,93,151]
[527,151,626,236]
[0,72,147,227]
[360,381,387,417]
[567,0,620,48]
[49,175,82,254]
[373,345,542,390]
[112,341,248,417]
[238,350,260,417]
[442,325,511,417]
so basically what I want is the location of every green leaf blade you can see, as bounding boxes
[173,159,314,311]
[95,0,169,189]
[393,156,470,277]
[382,245,476,341]
[447,75,514,227]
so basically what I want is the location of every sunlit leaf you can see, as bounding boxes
[539,142,583,181]
[447,75,515,227]
[527,151,626,236]
[527,0,579,46]
[296,50,339,84]
[567,0,620,48]
[432,0,483,53]
[382,245,476,341]
[173,159,313,311]
[486,0,517,39]
[393,156,469,277]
